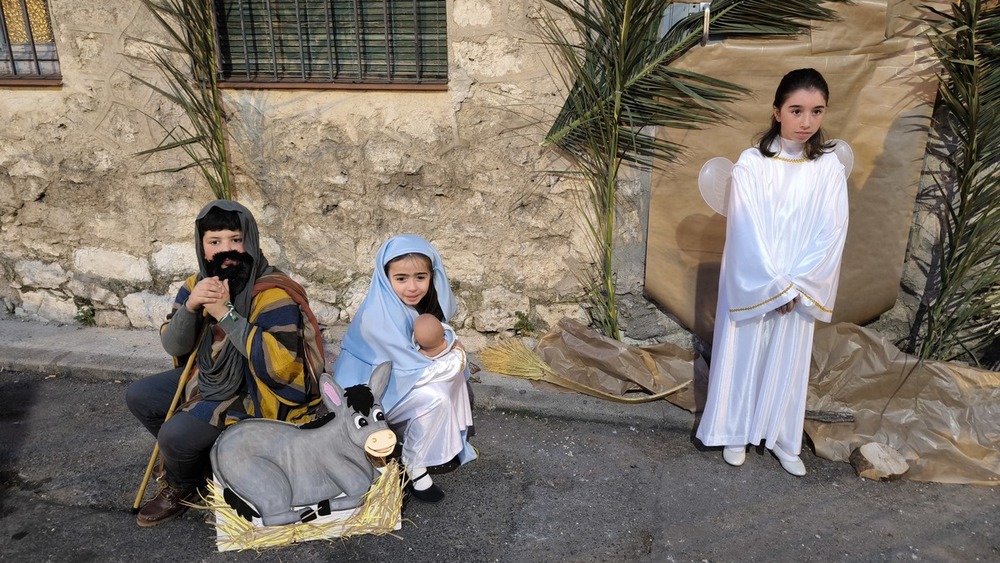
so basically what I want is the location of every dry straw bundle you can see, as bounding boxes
[192,459,405,552]
[479,338,687,403]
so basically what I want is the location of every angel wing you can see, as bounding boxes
[698,139,853,217]
[698,157,733,216]
[830,139,854,177]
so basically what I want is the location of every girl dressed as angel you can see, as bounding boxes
[695,68,850,477]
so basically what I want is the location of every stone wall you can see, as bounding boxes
[2,0,658,345]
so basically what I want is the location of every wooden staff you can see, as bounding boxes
[131,329,204,513]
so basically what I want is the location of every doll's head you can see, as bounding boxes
[413,313,448,358]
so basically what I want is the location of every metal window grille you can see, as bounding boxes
[215,0,448,86]
[0,0,60,79]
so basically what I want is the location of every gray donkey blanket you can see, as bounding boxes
[210,363,396,526]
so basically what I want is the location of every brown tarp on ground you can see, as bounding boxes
[536,317,704,412]
[805,323,1000,486]
[534,318,1000,486]
[644,1,943,342]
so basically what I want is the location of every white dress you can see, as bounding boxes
[387,331,473,468]
[695,146,849,458]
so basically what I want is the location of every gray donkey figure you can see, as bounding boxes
[210,362,397,526]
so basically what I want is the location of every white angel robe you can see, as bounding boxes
[388,334,473,469]
[695,145,849,459]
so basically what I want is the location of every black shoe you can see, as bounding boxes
[408,471,445,503]
[410,482,445,503]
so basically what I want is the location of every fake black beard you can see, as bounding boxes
[205,250,254,297]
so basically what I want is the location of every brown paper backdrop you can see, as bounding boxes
[644,1,942,342]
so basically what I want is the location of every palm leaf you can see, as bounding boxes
[128,0,234,200]
[915,0,1000,365]
[544,0,848,164]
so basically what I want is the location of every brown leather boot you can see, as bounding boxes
[136,481,196,528]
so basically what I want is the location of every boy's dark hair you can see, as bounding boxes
[198,207,242,237]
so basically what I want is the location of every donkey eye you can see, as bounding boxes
[373,409,385,422]
[354,414,368,428]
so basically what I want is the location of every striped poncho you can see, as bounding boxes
[165,271,323,426]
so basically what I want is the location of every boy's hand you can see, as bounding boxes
[203,279,232,321]
[187,276,226,313]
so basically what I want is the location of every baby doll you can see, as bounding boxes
[412,313,450,358]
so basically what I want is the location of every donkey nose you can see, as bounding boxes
[365,429,397,458]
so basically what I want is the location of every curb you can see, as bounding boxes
[0,318,691,429]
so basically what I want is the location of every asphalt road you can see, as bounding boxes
[1,370,998,562]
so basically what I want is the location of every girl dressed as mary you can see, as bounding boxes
[333,235,476,502]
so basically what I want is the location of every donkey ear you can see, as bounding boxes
[320,373,343,408]
[368,362,392,399]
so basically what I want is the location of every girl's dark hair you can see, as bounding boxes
[385,253,445,321]
[198,207,242,237]
[756,68,834,160]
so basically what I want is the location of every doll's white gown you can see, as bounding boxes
[388,324,473,469]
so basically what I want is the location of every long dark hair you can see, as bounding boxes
[756,68,833,160]
[385,253,444,321]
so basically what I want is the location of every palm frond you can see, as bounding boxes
[914,0,1000,365]
[544,0,849,162]
[128,0,234,200]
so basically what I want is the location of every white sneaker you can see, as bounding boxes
[778,456,807,476]
[722,446,746,467]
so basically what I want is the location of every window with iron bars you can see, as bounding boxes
[0,0,60,84]
[215,0,448,89]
